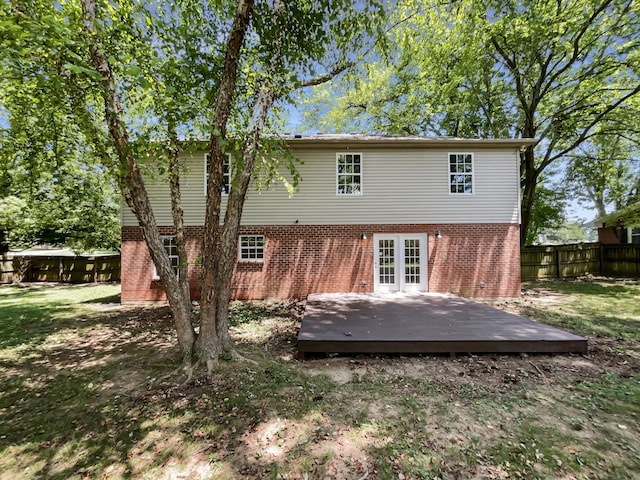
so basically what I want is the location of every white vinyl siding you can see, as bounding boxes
[122,146,521,226]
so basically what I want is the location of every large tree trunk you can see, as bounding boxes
[81,0,195,363]
[520,146,538,247]
[197,0,255,371]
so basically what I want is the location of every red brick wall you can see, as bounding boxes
[120,223,521,302]
[597,227,620,244]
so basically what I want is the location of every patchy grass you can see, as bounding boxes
[515,278,640,343]
[0,279,639,479]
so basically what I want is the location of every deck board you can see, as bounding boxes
[297,293,587,355]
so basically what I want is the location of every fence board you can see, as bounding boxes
[522,243,640,280]
[602,245,640,276]
[0,254,120,284]
[0,256,13,283]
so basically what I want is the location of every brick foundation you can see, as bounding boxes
[120,223,521,302]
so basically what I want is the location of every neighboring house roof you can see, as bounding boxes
[280,134,538,149]
[596,201,640,227]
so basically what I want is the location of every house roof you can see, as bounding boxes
[597,201,640,227]
[280,134,538,149]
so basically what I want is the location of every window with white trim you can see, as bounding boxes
[239,235,265,261]
[449,153,474,194]
[336,153,362,195]
[204,153,231,195]
[631,227,640,244]
[153,236,180,279]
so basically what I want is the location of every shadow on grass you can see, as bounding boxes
[82,292,122,304]
[0,292,206,478]
[0,290,76,351]
[0,287,341,479]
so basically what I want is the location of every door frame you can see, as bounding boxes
[373,233,428,293]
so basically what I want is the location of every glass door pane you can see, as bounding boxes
[404,238,421,284]
[378,239,395,285]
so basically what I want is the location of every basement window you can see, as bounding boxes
[239,235,265,262]
[152,236,180,279]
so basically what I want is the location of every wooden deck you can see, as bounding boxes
[297,293,587,356]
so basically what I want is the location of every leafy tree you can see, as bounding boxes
[540,221,588,245]
[305,0,640,245]
[1,0,386,375]
[565,134,640,218]
[0,79,120,252]
[0,196,31,251]
[526,180,567,245]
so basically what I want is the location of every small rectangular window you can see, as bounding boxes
[449,153,474,194]
[204,153,231,195]
[239,235,265,262]
[337,153,363,195]
[153,236,180,279]
[631,227,640,244]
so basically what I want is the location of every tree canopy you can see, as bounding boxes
[1,0,388,374]
[305,0,640,244]
[0,4,119,252]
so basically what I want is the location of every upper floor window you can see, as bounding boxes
[153,236,179,279]
[239,235,265,262]
[449,153,474,194]
[337,153,362,195]
[204,153,231,195]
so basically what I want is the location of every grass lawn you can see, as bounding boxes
[0,279,638,479]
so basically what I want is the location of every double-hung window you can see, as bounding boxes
[337,153,363,195]
[153,236,180,279]
[238,235,265,262]
[449,153,474,194]
[204,153,231,195]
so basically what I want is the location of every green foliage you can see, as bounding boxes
[0,0,120,252]
[526,182,566,245]
[305,0,640,243]
[0,0,387,253]
[566,135,640,217]
[541,221,589,244]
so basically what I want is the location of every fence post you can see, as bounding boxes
[555,248,561,278]
[599,243,604,275]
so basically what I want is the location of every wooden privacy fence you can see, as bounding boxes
[0,254,120,284]
[522,243,640,280]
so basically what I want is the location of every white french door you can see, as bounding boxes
[373,234,428,292]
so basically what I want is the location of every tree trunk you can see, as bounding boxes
[520,146,538,247]
[167,130,191,311]
[594,197,607,220]
[197,0,255,371]
[81,0,195,364]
